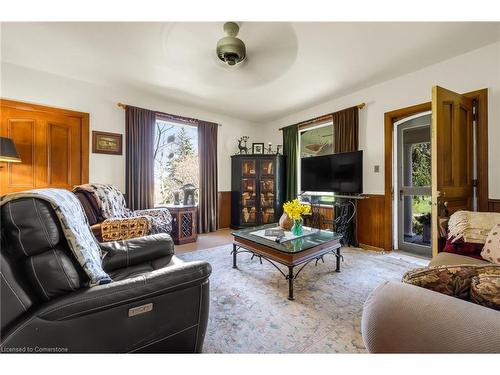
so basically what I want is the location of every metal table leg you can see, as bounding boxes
[287,266,294,300]
[335,247,341,272]
[232,244,237,269]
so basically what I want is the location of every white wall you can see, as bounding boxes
[263,42,500,199]
[3,42,499,198]
[0,62,259,192]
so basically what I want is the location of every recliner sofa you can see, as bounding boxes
[0,196,211,353]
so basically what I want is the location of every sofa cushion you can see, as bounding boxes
[2,198,62,257]
[403,264,500,300]
[471,274,500,310]
[480,224,500,264]
[74,191,102,225]
[443,237,484,259]
[429,252,490,267]
[24,246,87,300]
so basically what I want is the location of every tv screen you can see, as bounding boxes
[300,151,363,193]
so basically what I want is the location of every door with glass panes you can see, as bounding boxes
[396,112,432,257]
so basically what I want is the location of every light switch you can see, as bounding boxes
[374,165,380,173]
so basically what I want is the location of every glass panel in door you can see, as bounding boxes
[242,160,256,177]
[241,178,257,225]
[260,159,274,176]
[397,115,432,257]
[260,178,275,224]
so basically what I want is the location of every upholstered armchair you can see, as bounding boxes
[73,183,173,242]
[1,195,211,353]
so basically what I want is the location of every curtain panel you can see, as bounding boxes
[282,124,299,201]
[198,121,218,233]
[125,106,156,210]
[333,106,359,153]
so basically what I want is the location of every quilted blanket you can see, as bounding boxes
[448,210,500,244]
[0,189,112,286]
[74,183,172,234]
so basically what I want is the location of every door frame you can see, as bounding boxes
[382,88,488,251]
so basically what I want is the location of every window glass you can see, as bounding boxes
[298,122,334,198]
[154,120,198,205]
[300,123,334,158]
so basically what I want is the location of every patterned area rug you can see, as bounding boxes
[179,245,425,353]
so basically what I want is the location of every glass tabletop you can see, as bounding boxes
[232,223,343,254]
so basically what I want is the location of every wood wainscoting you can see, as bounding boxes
[218,191,231,228]
[307,196,387,251]
[0,99,89,194]
[357,194,387,251]
[218,190,387,249]
[489,199,500,213]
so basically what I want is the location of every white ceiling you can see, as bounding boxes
[1,22,500,122]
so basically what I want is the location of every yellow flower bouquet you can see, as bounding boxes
[283,199,311,235]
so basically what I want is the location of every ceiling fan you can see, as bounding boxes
[216,22,246,66]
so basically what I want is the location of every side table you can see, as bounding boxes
[163,204,198,245]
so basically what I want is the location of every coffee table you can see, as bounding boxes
[231,224,343,300]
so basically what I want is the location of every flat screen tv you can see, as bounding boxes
[300,151,363,193]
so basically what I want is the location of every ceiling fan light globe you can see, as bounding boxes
[216,34,246,66]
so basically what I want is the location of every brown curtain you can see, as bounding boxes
[333,106,359,153]
[198,121,218,233]
[125,106,156,210]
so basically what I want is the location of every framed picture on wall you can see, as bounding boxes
[92,131,123,155]
[252,143,264,155]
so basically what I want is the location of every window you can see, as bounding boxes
[154,119,198,205]
[298,121,334,198]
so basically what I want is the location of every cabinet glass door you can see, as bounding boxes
[260,159,274,176]
[241,178,257,225]
[242,160,256,177]
[260,178,275,224]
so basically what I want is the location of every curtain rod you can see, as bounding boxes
[117,102,221,127]
[278,102,366,131]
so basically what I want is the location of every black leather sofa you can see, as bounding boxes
[0,197,211,353]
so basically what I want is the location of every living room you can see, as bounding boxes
[1,1,499,373]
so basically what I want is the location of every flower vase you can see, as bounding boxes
[291,218,303,236]
[279,213,294,230]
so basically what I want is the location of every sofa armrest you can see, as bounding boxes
[38,257,211,321]
[361,281,500,353]
[100,233,174,272]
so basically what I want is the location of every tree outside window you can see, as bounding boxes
[154,120,199,205]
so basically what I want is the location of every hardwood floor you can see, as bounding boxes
[175,228,233,254]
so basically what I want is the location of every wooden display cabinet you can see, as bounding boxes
[230,155,285,229]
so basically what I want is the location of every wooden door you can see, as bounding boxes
[431,86,474,255]
[0,99,89,194]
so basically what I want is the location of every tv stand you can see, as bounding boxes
[301,193,368,247]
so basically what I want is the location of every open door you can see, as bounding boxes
[431,86,474,256]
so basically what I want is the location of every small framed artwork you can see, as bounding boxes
[92,131,123,155]
[252,143,264,155]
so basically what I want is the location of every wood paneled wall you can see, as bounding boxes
[218,191,231,228]
[357,194,387,251]
[304,195,387,251]
[489,199,500,213]
[0,99,89,194]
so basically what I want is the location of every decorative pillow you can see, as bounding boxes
[101,216,150,242]
[443,237,484,259]
[470,274,500,310]
[480,224,500,264]
[402,265,500,300]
